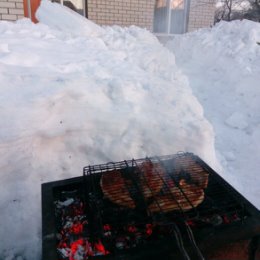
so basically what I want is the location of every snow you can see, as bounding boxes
[225,111,249,130]
[36,0,104,37]
[166,19,260,210]
[0,1,259,259]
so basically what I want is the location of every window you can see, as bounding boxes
[153,0,190,34]
[53,0,86,16]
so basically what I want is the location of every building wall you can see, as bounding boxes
[0,0,24,21]
[188,0,215,31]
[0,0,215,33]
[88,0,156,31]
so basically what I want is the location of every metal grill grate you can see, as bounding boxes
[83,153,247,228]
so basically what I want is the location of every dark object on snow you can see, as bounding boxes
[42,152,260,260]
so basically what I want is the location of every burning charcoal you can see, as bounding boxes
[70,239,86,260]
[85,240,94,256]
[103,224,111,231]
[63,218,73,229]
[57,247,71,258]
[77,215,87,222]
[54,195,92,259]
[70,222,83,235]
[103,224,112,237]
[73,245,85,260]
[93,240,109,255]
[210,214,223,226]
[57,239,69,249]
[145,224,153,236]
[127,224,137,233]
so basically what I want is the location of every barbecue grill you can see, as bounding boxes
[42,152,260,260]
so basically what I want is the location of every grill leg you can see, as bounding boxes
[249,236,260,260]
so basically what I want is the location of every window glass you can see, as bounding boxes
[153,0,169,33]
[65,0,84,15]
[52,0,84,16]
[170,0,185,34]
[154,0,189,34]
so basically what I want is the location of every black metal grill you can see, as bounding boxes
[42,152,260,260]
[83,153,246,225]
[81,153,252,259]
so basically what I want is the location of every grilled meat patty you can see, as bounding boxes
[100,170,135,208]
[100,158,207,212]
[148,179,205,213]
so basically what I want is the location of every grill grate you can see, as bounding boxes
[80,153,252,259]
[83,153,247,229]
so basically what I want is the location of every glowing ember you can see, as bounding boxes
[55,197,109,259]
[54,189,242,259]
[55,194,159,259]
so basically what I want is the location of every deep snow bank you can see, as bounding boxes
[167,20,260,69]
[166,19,260,209]
[0,2,217,259]
[36,0,104,37]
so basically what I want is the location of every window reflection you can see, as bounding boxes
[156,0,167,8]
[52,0,84,16]
[170,0,184,10]
[154,0,188,34]
[154,0,169,33]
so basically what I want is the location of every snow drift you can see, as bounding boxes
[0,2,217,259]
[166,19,260,211]
[36,0,104,37]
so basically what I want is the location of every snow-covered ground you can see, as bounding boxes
[166,20,260,210]
[0,1,259,259]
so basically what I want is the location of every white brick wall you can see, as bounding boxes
[0,0,215,32]
[188,0,215,31]
[0,0,24,21]
[88,0,156,31]
[88,0,215,33]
